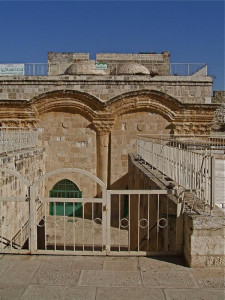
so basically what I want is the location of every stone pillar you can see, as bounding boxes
[97,133,110,187]
[92,119,114,189]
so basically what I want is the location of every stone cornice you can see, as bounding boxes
[0,75,213,85]
[173,122,212,135]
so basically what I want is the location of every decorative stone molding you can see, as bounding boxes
[31,90,105,120]
[173,122,212,135]
[211,104,225,132]
[92,119,114,135]
[0,90,218,135]
[20,120,38,128]
[0,120,20,127]
[108,90,181,121]
[0,119,37,128]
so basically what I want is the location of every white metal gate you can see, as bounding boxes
[0,168,178,256]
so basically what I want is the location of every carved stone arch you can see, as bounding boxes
[30,90,106,121]
[107,89,183,122]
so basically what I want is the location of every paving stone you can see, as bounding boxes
[29,255,69,261]
[191,268,225,288]
[0,284,26,300]
[0,261,40,285]
[21,285,96,300]
[0,255,3,260]
[103,260,138,271]
[79,270,142,287]
[70,258,103,270]
[105,256,138,261]
[30,261,80,285]
[1,254,34,261]
[139,257,188,271]
[38,260,72,271]
[142,271,198,288]
[0,261,11,277]
[164,289,225,300]
[31,255,101,262]
[96,287,166,300]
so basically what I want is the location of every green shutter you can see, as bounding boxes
[49,179,82,216]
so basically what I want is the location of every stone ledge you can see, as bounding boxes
[184,247,225,268]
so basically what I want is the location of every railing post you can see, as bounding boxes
[106,190,111,255]
[210,156,215,212]
[29,185,37,253]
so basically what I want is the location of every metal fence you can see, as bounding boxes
[136,135,225,212]
[0,187,177,256]
[24,63,48,76]
[107,190,177,255]
[0,127,38,154]
[169,63,207,76]
[35,196,107,255]
[0,62,207,76]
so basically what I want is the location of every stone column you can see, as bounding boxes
[93,119,114,189]
[97,133,110,187]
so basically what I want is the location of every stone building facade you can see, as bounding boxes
[0,52,220,195]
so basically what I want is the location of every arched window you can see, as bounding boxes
[49,179,82,216]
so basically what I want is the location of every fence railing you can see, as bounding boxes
[0,63,207,76]
[0,189,177,255]
[24,63,48,76]
[136,135,225,212]
[0,127,38,154]
[107,190,176,254]
[169,63,207,76]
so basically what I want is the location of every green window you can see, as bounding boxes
[49,179,82,216]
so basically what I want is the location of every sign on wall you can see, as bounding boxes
[0,64,24,76]
[95,63,108,70]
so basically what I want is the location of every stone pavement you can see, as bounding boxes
[0,254,224,300]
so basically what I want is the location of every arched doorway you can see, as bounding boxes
[49,179,82,216]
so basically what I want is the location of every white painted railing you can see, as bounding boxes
[24,63,48,76]
[0,188,176,255]
[0,62,207,76]
[136,135,225,211]
[0,127,38,154]
[169,63,207,76]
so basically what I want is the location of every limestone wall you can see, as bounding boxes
[37,112,97,197]
[212,91,225,104]
[183,213,225,267]
[0,148,45,247]
[96,52,170,76]
[0,75,212,104]
[110,112,170,188]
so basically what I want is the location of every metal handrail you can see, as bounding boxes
[0,127,38,154]
[0,62,207,76]
[136,135,225,212]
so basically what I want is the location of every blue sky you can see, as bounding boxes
[0,0,224,91]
